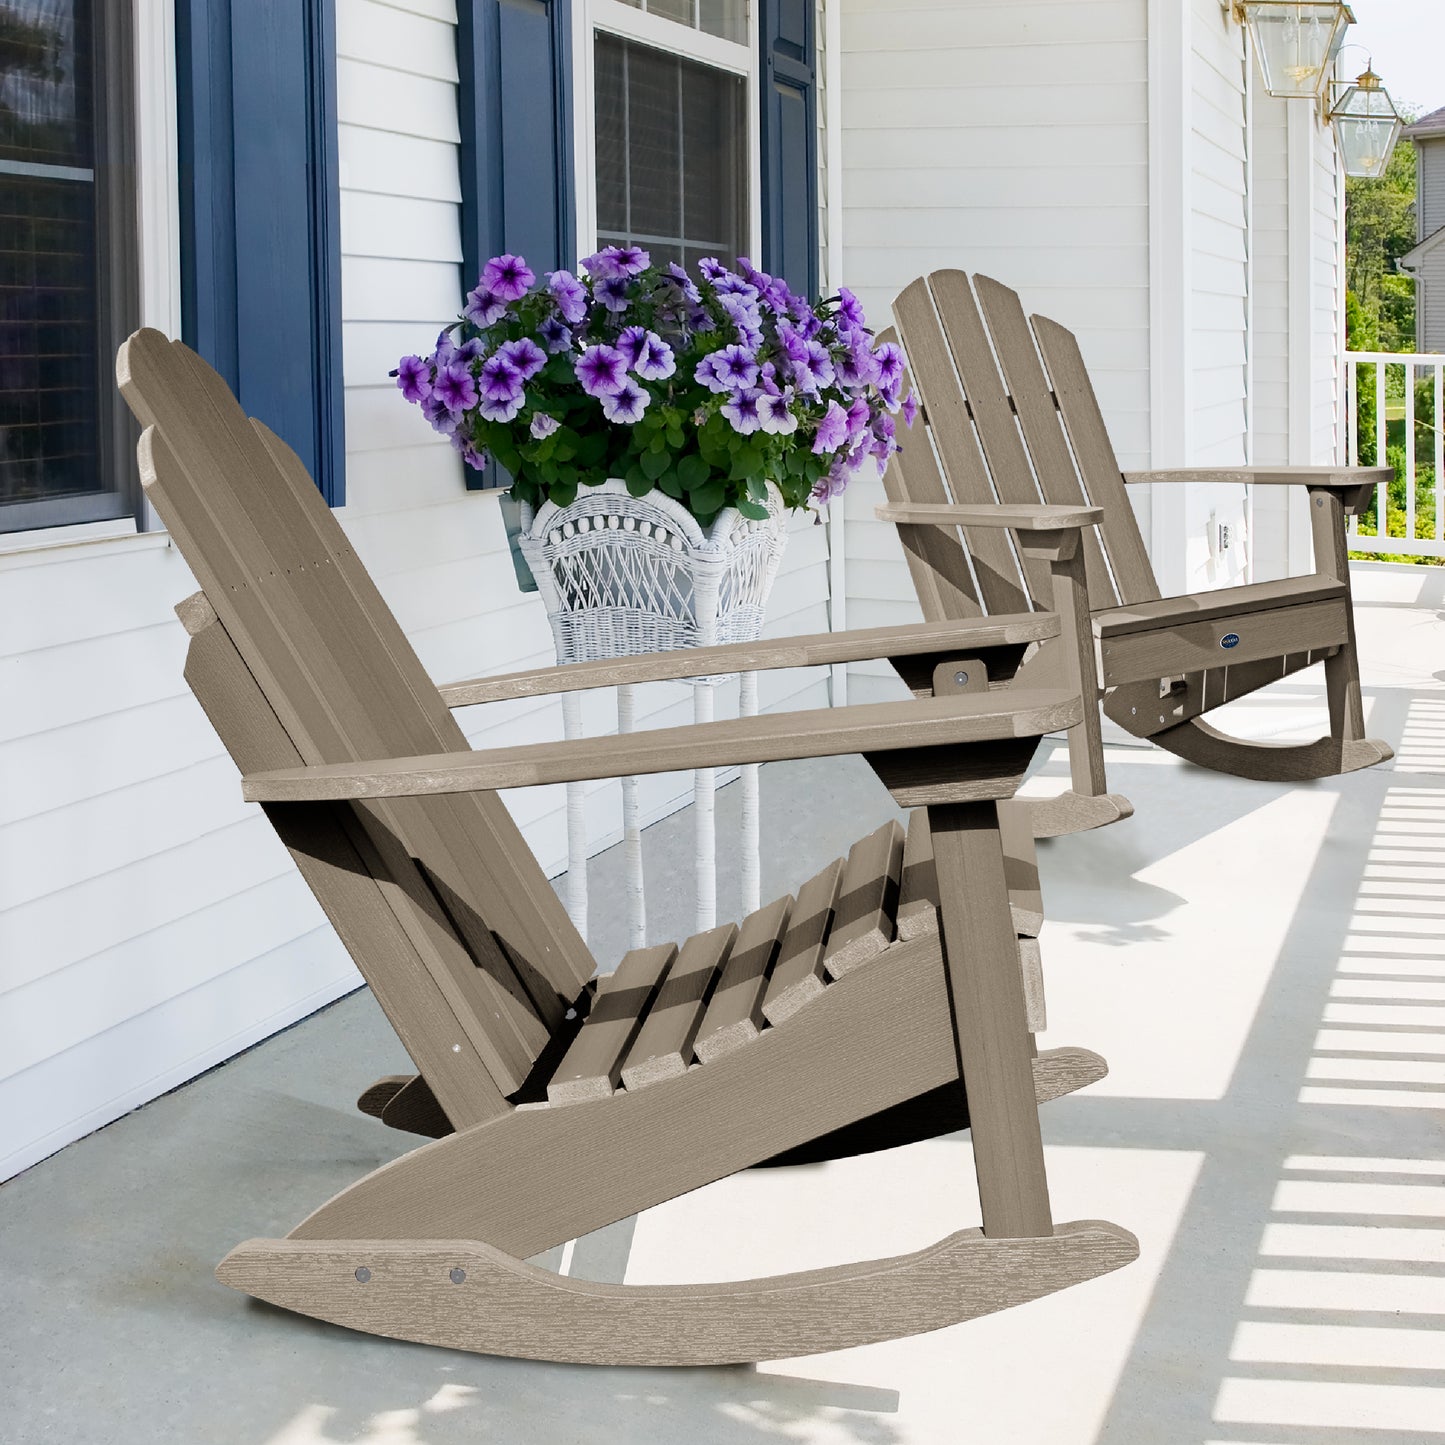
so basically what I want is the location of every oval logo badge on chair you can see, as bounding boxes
[1220,632,1240,650]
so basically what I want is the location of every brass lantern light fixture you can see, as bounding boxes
[1237,1,1354,99]
[1329,65,1404,178]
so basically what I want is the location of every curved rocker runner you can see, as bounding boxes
[117,330,1137,1366]
[878,270,1393,837]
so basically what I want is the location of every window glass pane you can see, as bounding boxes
[0,0,126,526]
[609,1,747,48]
[594,32,746,269]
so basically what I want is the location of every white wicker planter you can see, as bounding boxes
[516,478,789,948]
[517,478,787,664]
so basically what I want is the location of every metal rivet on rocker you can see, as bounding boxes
[449,1268,466,1285]
[954,670,968,686]
[354,1267,371,1283]
[1315,496,1324,507]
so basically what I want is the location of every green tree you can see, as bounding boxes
[1345,123,1417,352]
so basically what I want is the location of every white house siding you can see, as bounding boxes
[0,0,832,1182]
[1175,0,1250,592]
[838,0,1152,700]
[1311,113,1342,470]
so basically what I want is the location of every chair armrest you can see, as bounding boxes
[438,614,1059,706]
[1124,466,1391,514]
[242,688,1082,802]
[875,501,1103,531]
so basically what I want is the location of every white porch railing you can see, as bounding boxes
[1344,350,1445,560]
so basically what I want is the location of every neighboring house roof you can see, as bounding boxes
[1399,225,1445,270]
[1404,105,1445,140]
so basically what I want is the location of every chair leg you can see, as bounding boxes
[927,800,1053,1239]
[1311,487,1367,747]
[1015,536,1133,838]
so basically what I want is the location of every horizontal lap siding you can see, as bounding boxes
[839,0,1150,685]
[1312,116,1341,464]
[1182,0,1248,591]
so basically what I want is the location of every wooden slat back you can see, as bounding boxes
[969,275,1120,608]
[1026,313,1160,606]
[890,282,1033,616]
[877,332,981,623]
[118,331,594,1097]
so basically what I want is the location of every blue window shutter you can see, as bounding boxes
[457,1,574,492]
[176,0,346,506]
[760,0,819,300]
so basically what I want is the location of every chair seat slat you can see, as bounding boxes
[762,858,847,1026]
[825,819,907,978]
[548,945,678,1103]
[694,895,793,1063]
[620,925,735,1090]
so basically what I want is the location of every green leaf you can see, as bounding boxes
[746,476,768,501]
[658,472,684,498]
[640,448,671,481]
[692,480,726,515]
[728,445,763,481]
[626,466,652,497]
[785,448,806,478]
[677,453,710,490]
[737,500,770,521]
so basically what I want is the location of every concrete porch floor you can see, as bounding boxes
[3,562,1444,1444]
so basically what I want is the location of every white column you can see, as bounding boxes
[561,691,588,941]
[616,684,646,949]
[739,671,761,915]
[693,680,716,931]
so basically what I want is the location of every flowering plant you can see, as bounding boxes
[393,247,914,525]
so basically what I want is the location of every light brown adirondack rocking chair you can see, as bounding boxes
[116,328,1137,1366]
[877,271,1394,839]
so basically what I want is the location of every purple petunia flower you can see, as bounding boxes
[395,355,431,403]
[836,287,867,333]
[456,337,485,363]
[712,272,760,307]
[576,344,628,397]
[790,339,836,395]
[477,354,524,404]
[434,328,458,365]
[464,286,507,328]
[547,269,587,324]
[581,244,650,279]
[901,392,919,427]
[600,377,649,424]
[721,293,763,349]
[687,306,717,334]
[594,275,633,312]
[696,257,729,283]
[870,410,898,462]
[696,344,759,395]
[481,253,535,302]
[617,328,675,380]
[422,393,459,436]
[666,262,701,304]
[836,340,882,388]
[846,397,872,439]
[539,316,573,353]
[498,337,546,381]
[451,430,488,470]
[433,359,478,414]
[811,458,850,506]
[530,412,561,440]
[721,388,762,435]
[812,400,849,455]
[873,342,905,392]
[758,389,798,435]
[478,392,524,423]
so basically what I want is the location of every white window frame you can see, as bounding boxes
[571,0,762,268]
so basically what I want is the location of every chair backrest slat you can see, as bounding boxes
[119,331,595,1098]
[971,276,1120,609]
[1028,314,1160,605]
[877,333,982,622]
[924,271,1057,607]
[892,279,1033,616]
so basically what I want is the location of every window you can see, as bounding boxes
[0,0,138,533]
[581,0,759,271]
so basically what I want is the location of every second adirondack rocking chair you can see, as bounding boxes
[877,271,1394,838]
[117,329,1137,1367]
